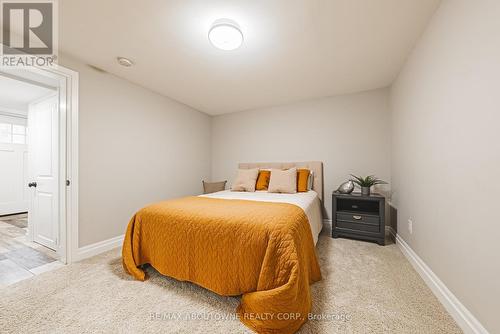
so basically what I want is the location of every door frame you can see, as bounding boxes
[1,64,79,264]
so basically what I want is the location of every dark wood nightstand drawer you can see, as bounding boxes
[336,220,380,233]
[336,212,380,225]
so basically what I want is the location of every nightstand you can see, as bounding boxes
[332,192,385,245]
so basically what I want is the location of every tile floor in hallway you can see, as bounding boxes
[0,213,64,288]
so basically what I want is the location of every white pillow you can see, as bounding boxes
[231,169,259,192]
[268,168,297,194]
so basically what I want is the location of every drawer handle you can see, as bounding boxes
[353,215,362,220]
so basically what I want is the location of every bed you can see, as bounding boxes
[122,161,324,334]
[201,189,323,245]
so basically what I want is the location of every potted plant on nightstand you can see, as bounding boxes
[350,175,387,196]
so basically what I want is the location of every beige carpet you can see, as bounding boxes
[0,235,461,333]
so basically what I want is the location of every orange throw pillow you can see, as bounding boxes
[296,169,310,192]
[255,170,271,190]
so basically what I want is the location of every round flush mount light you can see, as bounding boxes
[208,19,243,51]
[117,56,134,67]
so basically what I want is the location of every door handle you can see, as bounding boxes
[352,215,362,220]
[28,182,37,188]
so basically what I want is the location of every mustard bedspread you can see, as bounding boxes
[122,196,322,333]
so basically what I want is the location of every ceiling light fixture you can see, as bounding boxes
[117,57,134,67]
[208,19,243,51]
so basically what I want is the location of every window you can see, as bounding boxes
[12,124,26,144]
[0,123,10,143]
[0,122,27,144]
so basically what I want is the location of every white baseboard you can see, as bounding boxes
[74,234,124,262]
[387,226,396,238]
[396,234,489,334]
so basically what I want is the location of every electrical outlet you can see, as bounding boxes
[408,218,413,234]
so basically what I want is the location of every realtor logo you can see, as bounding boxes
[1,0,58,66]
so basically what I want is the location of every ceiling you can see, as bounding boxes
[0,75,54,113]
[59,0,441,115]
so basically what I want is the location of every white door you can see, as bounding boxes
[28,94,59,250]
[0,115,29,215]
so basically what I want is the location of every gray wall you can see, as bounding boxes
[211,88,392,219]
[60,55,211,247]
[390,0,500,332]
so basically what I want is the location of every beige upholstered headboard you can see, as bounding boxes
[238,161,324,202]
